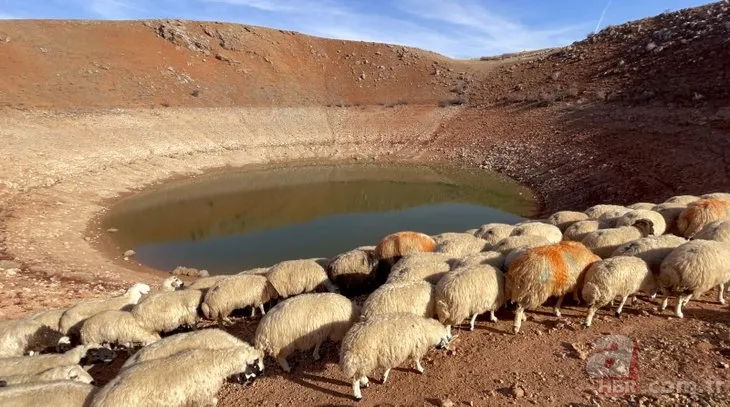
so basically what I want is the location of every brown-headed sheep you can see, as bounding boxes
[677,198,730,238]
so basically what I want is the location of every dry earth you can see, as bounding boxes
[1,2,729,406]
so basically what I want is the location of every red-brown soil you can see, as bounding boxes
[0,2,729,406]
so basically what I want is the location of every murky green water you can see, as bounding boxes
[101,162,536,274]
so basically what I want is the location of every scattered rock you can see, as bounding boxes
[106,228,119,233]
[0,260,22,270]
[440,399,455,407]
[719,362,729,369]
[509,384,525,399]
[172,266,209,278]
[123,249,136,257]
[5,268,19,277]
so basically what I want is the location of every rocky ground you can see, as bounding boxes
[0,1,729,406]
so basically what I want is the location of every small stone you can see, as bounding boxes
[123,249,136,257]
[5,268,19,276]
[106,228,119,233]
[509,384,525,399]
[440,399,455,407]
[646,42,657,51]
[719,362,729,369]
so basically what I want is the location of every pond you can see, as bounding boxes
[100,162,536,274]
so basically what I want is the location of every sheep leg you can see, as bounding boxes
[650,289,658,299]
[489,310,498,322]
[352,379,363,400]
[382,368,391,384]
[259,304,266,315]
[446,325,452,337]
[718,284,725,305]
[277,357,291,373]
[675,295,686,318]
[583,306,597,327]
[312,342,321,361]
[631,295,638,305]
[572,289,581,305]
[513,305,525,334]
[250,307,256,318]
[414,359,424,374]
[682,294,693,306]
[553,295,564,318]
[359,376,369,388]
[615,295,629,317]
[469,313,478,331]
[660,295,669,311]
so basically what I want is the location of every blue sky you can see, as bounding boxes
[0,0,714,58]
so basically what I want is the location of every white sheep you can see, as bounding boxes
[1,364,94,386]
[432,232,489,257]
[266,259,338,298]
[0,345,116,377]
[581,219,655,258]
[473,223,515,246]
[386,252,454,284]
[121,328,249,369]
[652,202,687,236]
[435,264,504,334]
[160,276,183,291]
[693,220,730,243]
[237,267,271,276]
[79,310,160,348]
[90,346,264,407]
[360,280,435,320]
[464,228,479,235]
[200,274,277,324]
[581,257,656,327]
[326,248,381,296]
[615,209,667,236]
[0,319,68,358]
[664,195,700,205]
[563,219,607,242]
[677,198,730,238]
[547,211,589,232]
[254,292,359,372]
[0,381,97,407]
[186,276,227,291]
[658,240,730,317]
[339,313,452,400]
[702,192,730,202]
[627,202,657,211]
[131,289,203,334]
[453,251,505,269]
[59,283,151,335]
[509,222,563,244]
[584,204,631,223]
[506,241,600,334]
[611,234,688,273]
[492,235,551,255]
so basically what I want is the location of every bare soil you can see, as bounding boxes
[0,2,729,406]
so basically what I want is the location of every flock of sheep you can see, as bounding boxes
[1,191,729,405]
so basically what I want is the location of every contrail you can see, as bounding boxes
[594,0,613,33]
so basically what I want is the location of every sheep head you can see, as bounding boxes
[632,219,655,237]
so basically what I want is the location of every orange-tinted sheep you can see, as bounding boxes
[375,231,436,267]
[506,241,600,334]
[677,198,730,238]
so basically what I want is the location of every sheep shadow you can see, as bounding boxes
[288,372,353,400]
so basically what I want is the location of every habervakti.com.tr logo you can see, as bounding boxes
[585,334,639,395]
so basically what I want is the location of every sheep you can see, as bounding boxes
[0,382,97,407]
[509,222,563,244]
[360,281,435,320]
[614,209,667,236]
[375,231,436,266]
[386,252,454,284]
[160,276,183,291]
[677,198,730,238]
[121,328,250,369]
[435,263,504,334]
[473,223,515,246]
[581,219,655,258]
[453,251,505,269]
[702,192,730,202]
[0,345,116,377]
[464,228,478,235]
[611,235,688,273]
[90,346,264,407]
[237,267,271,276]
[79,311,160,348]
[27,308,67,332]
[547,211,589,232]
[200,274,277,324]
[652,202,687,236]
[326,248,382,296]
[266,259,338,298]
[1,364,94,386]
[339,312,453,400]
[131,289,203,334]
[693,220,730,243]
[186,275,227,292]
[664,195,700,205]
[432,232,489,257]
[563,220,604,241]
[493,235,551,255]
[584,204,631,223]
[658,240,730,317]
[0,319,68,357]
[627,202,657,211]
[59,283,151,336]
[581,257,656,327]
[506,241,600,334]
[254,292,359,372]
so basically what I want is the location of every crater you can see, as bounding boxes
[100,162,536,274]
